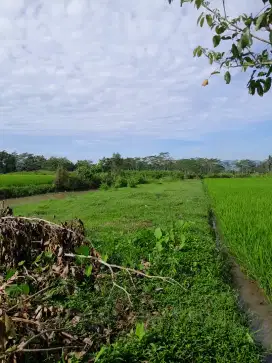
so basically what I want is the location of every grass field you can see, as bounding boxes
[13,181,262,362]
[205,177,272,299]
[0,173,54,187]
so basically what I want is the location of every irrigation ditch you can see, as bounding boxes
[209,208,272,362]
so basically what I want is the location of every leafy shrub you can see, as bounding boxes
[0,184,55,199]
[54,167,69,191]
[99,182,110,191]
[114,176,128,188]
[128,178,137,188]
[66,174,90,191]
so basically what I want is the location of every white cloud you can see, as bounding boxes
[0,0,270,144]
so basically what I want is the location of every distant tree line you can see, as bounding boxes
[1,150,272,176]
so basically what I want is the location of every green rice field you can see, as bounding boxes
[205,177,272,298]
[0,173,54,187]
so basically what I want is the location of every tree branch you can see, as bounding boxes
[203,3,271,45]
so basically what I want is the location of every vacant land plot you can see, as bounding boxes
[0,173,54,187]
[12,181,262,362]
[205,177,272,299]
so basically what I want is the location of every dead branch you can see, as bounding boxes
[64,253,184,289]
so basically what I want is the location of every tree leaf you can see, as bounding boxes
[255,13,266,31]
[224,71,231,84]
[197,47,203,57]
[248,80,256,95]
[195,0,202,10]
[154,227,162,240]
[197,12,204,25]
[206,14,213,27]
[264,77,272,93]
[202,79,209,86]
[211,71,220,75]
[239,31,252,49]
[256,82,264,96]
[231,44,240,58]
[213,35,221,47]
[200,17,205,27]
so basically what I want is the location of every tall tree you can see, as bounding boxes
[168,0,272,96]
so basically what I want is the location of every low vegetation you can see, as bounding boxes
[0,181,262,362]
[205,177,272,300]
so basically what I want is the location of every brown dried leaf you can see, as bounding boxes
[202,79,209,87]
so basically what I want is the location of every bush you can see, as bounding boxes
[127,178,137,188]
[99,182,110,191]
[54,167,69,191]
[0,184,55,199]
[114,176,128,188]
[66,174,90,191]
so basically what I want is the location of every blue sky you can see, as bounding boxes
[0,0,271,161]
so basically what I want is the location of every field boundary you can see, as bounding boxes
[207,198,272,359]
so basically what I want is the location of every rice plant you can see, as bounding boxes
[205,177,272,298]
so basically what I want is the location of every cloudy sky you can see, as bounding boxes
[0,0,271,161]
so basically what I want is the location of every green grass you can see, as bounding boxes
[205,177,272,299]
[0,173,54,187]
[14,181,263,362]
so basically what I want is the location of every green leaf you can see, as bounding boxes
[94,346,107,362]
[154,227,162,240]
[196,47,202,57]
[200,17,205,27]
[256,82,264,96]
[206,14,212,27]
[102,254,108,262]
[156,241,163,252]
[264,77,272,93]
[85,264,93,277]
[6,269,17,280]
[75,245,90,257]
[19,284,30,295]
[135,322,145,341]
[224,71,231,84]
[248,80,256,95]
[255,13,266,31]
[215,25,227,35]
[212,35,221,48]
[197,12,204,25]
[211,71,220,75]
[231,44,240,58]
[239,28,252,49]
[179,234,186,249]
[18,260,25,266]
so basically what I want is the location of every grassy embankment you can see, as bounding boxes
[205,177,272,300]
[12,180,262,362]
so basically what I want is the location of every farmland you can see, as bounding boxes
[205,177,272,299]
[6,180,262,362]
[0,173,54,187]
